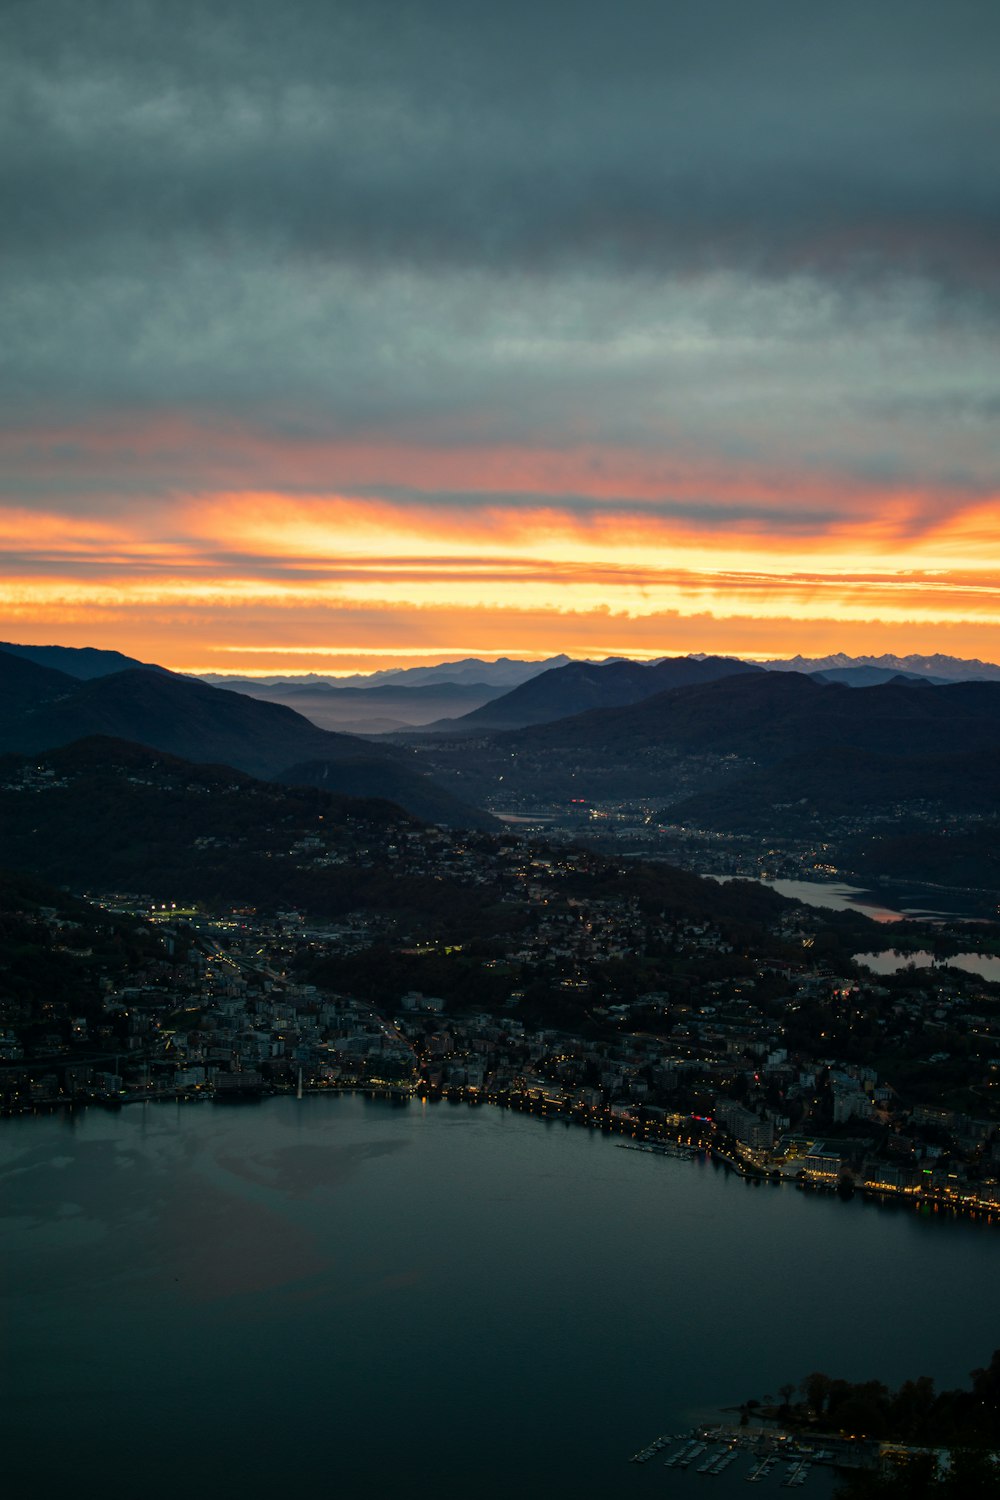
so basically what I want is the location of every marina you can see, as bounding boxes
[629,1433,679,1463]
[3,1094,992,1500]
[631,1427,841,1487]
[783,1459,811,1488]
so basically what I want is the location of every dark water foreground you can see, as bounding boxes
[2,1096,997,1499]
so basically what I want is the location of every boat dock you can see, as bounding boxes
[628,1431,679,1463]
[747,1453,779,1482]
[782,1459,811,1488]
[616,1141,697,1160]
[629,1425,837,1484]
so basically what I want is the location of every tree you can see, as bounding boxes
[803,1371,833,1417]
[891,1377,935,1440]
[941,1448,998,1497]
[836,1449,997,1499]
[836,1453,938,1499]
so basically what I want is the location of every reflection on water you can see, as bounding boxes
[855,949,1000,982]
[3,1096,999,1497]
[714,874,986,924]
[761,878,906,923]
[712,875,905,922]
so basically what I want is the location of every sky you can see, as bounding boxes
[3,0,999,675]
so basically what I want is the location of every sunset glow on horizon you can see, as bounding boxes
[3,1,999,675]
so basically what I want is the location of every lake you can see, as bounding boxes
[716,875,992,925]
[711,874,905,921]
[3,1095,998,1498]
[760,878,906,922]
[854,949,1000,982]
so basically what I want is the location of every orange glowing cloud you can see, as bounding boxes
[2,415,992,527]
[3,418,1000,675]
[5,0,998,683]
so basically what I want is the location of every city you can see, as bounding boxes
[4,1,1000,1492]
[6,813,1000,1223]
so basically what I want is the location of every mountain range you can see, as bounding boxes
[526,671,1000,764]
[198,650,1000,736]
[665,742,1000,832]
[0,738,798,932]
[405,669,1000,820]
[0,651,378,777]
[758,652,1000,682]
[0,640,169,679]
[0,738,422,910]
[459,671,996,771]
[11,640,996,737]
[199,653,571,691]
[0,649,492,828]
[205,676,514,735]
[416,654,764,732]
[5,640,1000,861]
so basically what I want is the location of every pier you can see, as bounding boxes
[631,1423,857,1485]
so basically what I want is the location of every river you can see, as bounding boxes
[3,1096,998,1498]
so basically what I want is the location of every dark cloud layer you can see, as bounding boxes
[2,0,998,515]
[5,0,999,277]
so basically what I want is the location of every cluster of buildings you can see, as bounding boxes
[4,828,1000,1219]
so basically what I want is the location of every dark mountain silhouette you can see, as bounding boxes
[0,650,78,718]
[422,654,763,732]
[505,672,1000,762]
[846,826,1000,890]
[0,640,168,678]
[808,666,947,687]
[0,738,804,932]
[405,671,1000,812]
[0,738,422,908]
[762,651,1000,682]
[200,653,571,690]
[274,758,499,829]
[358,654,572,688]
[0,651,500,825]
[0,652,392,778]
[665,744,1000,832]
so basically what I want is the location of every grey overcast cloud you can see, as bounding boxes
[3,0,999,672]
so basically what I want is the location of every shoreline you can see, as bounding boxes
[9,1078,1000,1226]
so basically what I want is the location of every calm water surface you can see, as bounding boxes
[712,876,905,922]
[718,875,993,925]
[3,1096,999,1498]
[855,949,1000,981]
[761,878,905,922]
